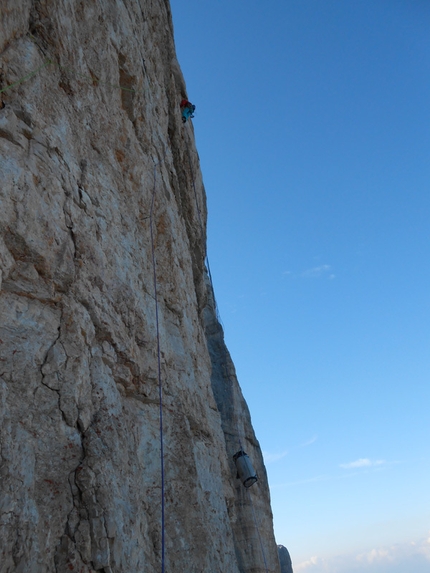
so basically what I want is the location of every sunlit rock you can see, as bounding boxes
[0,1,281,572]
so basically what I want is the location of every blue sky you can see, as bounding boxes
[169,1,430,571]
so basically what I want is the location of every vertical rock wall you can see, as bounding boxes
[0,1,281,572]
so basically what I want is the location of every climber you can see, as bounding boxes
[180,99,195,123]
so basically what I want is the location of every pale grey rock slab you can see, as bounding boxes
[0,1,282,572]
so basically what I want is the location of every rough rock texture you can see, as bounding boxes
[278,545,294,573]
[0,1,281,572]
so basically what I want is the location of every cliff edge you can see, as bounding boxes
[0,1,280,571]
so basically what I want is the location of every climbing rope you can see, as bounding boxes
[184,124,269,571]
[237,434,269,571]
[184,129,222,325]
[149,155,166,573]
[0,52,144,97]
[1,37,269,573]
[0,59,52,94]
[247,487,270,573]
[132,0,150,83]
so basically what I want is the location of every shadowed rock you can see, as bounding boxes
[278,544,294,573]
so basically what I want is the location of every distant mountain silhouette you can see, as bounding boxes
[278,545,294,573]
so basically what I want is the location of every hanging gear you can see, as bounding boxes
[233,449,258,488]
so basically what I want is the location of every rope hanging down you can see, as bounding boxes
[1,31,162,106]
[237,437,267,570]
[149,156,166,573]
[0,56,144,97]
[184,128,221,324]
[247,487,269,573]
[2,38,269,573]
[184,122,268,572]
[0,60,52,94]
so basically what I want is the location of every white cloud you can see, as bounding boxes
[301,264,332,278]
[282,265,335,279]
[340,458,385,469]
[296,556,326,571]
[262,450,288,464]
[356,547,392,564]
[295,535,430,573]
[273,474,331,488]
[300,435,318,447]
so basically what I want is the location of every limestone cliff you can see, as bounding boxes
[0,1,280,572]
[278,545,294,573]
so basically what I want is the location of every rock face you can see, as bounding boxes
[278,545,294,573]
[0,1,281,572]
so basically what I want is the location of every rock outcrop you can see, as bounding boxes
[278,545,294,573]
[0,1,280,572]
